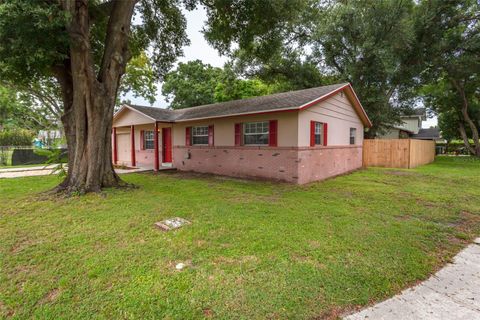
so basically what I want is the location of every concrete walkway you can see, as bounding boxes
[0,165,153,178]
[345,238,480,320]
[0,165,58,178]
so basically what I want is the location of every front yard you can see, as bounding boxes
[1,157,479,319]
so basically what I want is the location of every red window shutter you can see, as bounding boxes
[310,121,315,147]
[140,130,145,150]
[234,123,242,146]
[269,120,278,147]
[208,125,214,146]
[185,127,191,146]
[323,123,328,146]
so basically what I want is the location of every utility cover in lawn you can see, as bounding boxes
[154,217,191,231]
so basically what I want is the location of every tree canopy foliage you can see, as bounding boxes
[162,60,283,109]
[162,60,224,109]
[414,0,480,155]
[0,84,58,132]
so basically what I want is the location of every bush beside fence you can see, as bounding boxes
[0,129,34,146]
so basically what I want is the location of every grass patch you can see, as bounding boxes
[0,156,479,319]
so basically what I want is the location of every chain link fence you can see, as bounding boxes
[0,146,65,166]
[0,146,30,166]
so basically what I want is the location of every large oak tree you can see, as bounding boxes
[0,0,299,193]
[0,0,190,193]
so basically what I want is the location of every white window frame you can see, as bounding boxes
[191,126,209,145]
[314,122,324,146]
[243,121,269,146]
[350,128,356,145]
[144,130,155,149]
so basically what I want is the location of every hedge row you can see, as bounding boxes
[0,129,34,146]
[437,141,476,154]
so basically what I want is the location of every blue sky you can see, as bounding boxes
[126,7,437,128]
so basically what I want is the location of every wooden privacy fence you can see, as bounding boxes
[363,139,436,169]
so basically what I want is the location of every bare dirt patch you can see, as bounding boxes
[0,300,14,318]
[203,308,214,317]
[450,210,480,232]
[291,254,326,269]
[38,288,60,305]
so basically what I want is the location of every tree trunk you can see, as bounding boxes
[52,0,136,194]
[451,79,480,157]
[63,90,121,193]
[53,56,122,194]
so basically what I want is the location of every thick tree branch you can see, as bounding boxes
[98,0,137,97]
[450,78,480,155]
[458,122,476,155]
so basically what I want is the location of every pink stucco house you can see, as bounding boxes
[112,83,372,184]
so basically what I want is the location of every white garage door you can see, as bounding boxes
[117,133,131,165]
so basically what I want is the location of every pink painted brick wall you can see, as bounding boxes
[173,145,363,184]
[135,149,158,169]
[173,146,300,182]
[297,146,363,184]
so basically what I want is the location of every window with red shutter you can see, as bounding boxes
[191,126,209,145]
[142,131,155,149]
[268,120,277,147]
[311,121,326,146]
[185,127,191,146]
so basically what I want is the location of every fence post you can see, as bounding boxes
[408,139,411,169]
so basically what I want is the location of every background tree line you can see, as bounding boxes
[0,0,478,193]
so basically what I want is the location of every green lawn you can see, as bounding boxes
[1,157,479,319]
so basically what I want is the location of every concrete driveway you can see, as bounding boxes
[345,238,480,320]
[0,165,58,178]
[0,165,151,178]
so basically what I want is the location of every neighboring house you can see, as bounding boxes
[112,83,372,184]
[37,130,64,147]
[378,108,442,141]
[379,108,426,139]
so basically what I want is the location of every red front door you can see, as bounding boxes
[162,127,172,163]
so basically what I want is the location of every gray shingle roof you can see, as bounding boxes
[127,104,177,121]
[125,83,349,122]
[411,127,441,140]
